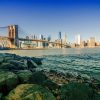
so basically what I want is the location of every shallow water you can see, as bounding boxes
[0,48,100,79]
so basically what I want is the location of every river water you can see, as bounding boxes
[0,48,100,79]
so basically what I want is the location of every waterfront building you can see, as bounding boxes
[37,34,44,48]
[96,41,100,46]
[39,34,43,40]
[80,41,86,48]
[64,33,67,44]
[88,37,96,47]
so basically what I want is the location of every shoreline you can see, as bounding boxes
[0,46,100,51]
[0,53,100,99]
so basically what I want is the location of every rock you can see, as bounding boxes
[32,71,48,85]
[0,71,18,94]
[27,59,37,69]
[6,84,56,100]
[16,70,33,83]
[7,60,27,70]
[0,63,18,72]
[95,94,100,100]
[0,57,4,64]
[31,57,43,65]
[42,79,59,91]
[60,82,96,100]
[49,69,58,75]
[0,93,3,100]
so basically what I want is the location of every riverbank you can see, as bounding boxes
[0,53,100,100]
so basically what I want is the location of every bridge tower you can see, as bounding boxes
[8,25,19,48]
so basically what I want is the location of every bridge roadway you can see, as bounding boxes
[0,36,70,47]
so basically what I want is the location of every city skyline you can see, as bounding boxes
[0,0,100,42]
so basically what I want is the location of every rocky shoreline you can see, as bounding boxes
[0,53,100,100]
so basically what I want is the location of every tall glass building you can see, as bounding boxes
[58,32,62,39]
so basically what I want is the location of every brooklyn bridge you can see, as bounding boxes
[0,25,70,49]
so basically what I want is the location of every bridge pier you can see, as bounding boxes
[8,25,19,48]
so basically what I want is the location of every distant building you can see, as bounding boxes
[75,34,81,45]
[39,34,43,40]
[26,36,29,39]
[58,32,62,39]
[88,37,96,47]
[47,36,51,41]
[64,33,67,44]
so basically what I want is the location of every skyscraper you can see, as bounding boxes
[75,34,81,45]
[64,33,67,44]
[47,36,51,41]
[58,32,61,39]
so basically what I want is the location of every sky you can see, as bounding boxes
[0,0,100,42]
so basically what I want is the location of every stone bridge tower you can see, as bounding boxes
[8,25,19,48]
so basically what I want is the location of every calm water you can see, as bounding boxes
[0,48,100,79]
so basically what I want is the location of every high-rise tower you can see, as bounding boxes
[58,32,61,39]
[75,34,81,45]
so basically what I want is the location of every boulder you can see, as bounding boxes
[0,57,4,64]
[0,93,3,100]
[32,71,48,85]
[60,82,96,100]
[0,71,18,94]
[7,60,27,70]
[16,70,33,83]
[0,63,17,71]
[6,84,56,100]
[42,79,58,90]
[27,59,37,69]
[31,57,43,65]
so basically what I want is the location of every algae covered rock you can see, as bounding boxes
[32,71,48,84]
[16,70,33,83]
[31,57,43,65]
[0,93,3,100]
[0,71,18,94]
[6,84,56,100]
[27,59,37,69]
[0,57,4,64]
[7,60,27,70]
[60,82,95,100]
[0,63,17,71]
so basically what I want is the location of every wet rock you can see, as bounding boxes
[32,71,48,85]
[31,57,43,65]
[7,60,28,70]
[0,63,18,72]
[6,84,56,100]
[0,71,18,94]
[16,70,33,83]
[42,79,59,90]
[0,93,3,100]
[60,82,96,100]
[49,69,58,75]
[81,74,91,80]
[27,59,37,69]
[0,57,4,64]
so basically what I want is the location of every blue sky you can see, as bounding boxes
[0,0,100,42]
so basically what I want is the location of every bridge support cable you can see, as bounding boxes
[18,26,30,39]
[0,26,8,37]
